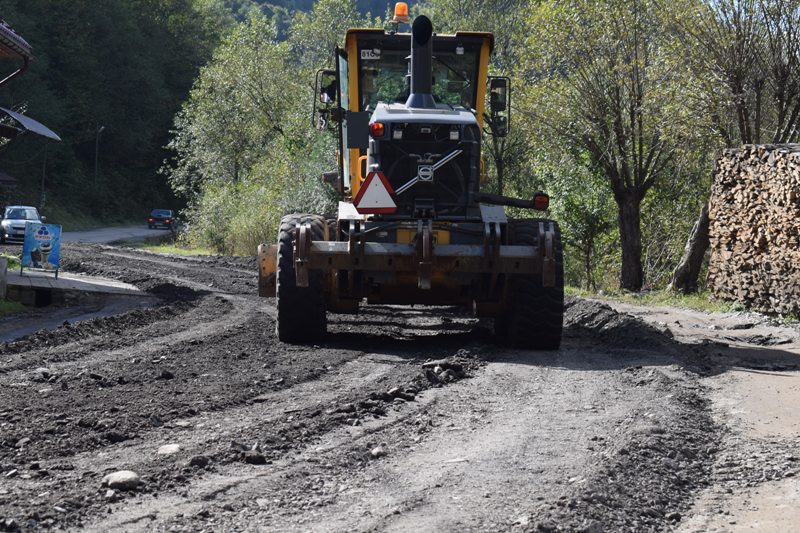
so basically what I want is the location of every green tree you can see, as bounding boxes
[164,3,370,253]
[0,0,232,223]
[522,0,701,291]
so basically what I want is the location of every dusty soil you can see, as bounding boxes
[0,243,798,532]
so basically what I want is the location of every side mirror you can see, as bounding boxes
[488,77,511,137]
[313,69,338,131]
[40,215,47,222]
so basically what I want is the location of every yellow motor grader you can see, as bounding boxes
[258,3,563,349]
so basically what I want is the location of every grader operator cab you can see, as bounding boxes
[258,3,564,349]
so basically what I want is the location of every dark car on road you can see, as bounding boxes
[1,205,45,243]
[148,209,175,230]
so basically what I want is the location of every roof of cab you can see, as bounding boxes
[346,28,494,51]
[372,103,479,126]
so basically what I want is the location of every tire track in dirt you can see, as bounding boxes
[0,244,720,532]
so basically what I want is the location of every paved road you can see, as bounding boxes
[61,225,172,243]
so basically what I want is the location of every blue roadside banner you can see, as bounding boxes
[21,222,62,278]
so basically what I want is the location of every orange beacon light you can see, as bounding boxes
[393,2,410,24]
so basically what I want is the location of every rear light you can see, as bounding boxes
[533,192,550,211]
[370,122,385,137]
[165,219,171,223]
[148,218,154,222]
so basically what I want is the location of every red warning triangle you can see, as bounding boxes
[353,171,397,214]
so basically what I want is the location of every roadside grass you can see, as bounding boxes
[0,299,24,316]
[566,286,738,314]
[132,236,217,256]
[1,253,20,270]
[139,243,217,256]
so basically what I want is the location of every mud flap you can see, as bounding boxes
[257,243,278,297]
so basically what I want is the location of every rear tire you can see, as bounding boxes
[276,214,327,343]
[496,219,564,350]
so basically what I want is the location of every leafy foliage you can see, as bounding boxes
[164,2,370,253]
[0,0,232,224]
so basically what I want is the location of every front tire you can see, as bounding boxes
[496,219,564,350]
[276,214,327,343]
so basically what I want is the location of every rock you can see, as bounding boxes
[189,455,211,468]
[104,489,117,500]
[2,518,19,531]
[424,369,440,384]
[32,367,51,381]
[53,506,66,513]
[371,445,387,458]
[335,403,356,413]
[104,431,129,443]
[159,370,175,380]
[243,450,266,465]
[422,359,464,371]
[14,437,31,449]
[397,391,416,401]
[666,511,681,521]
[255,498,270,508]
[157,444,181,455]
[5,469,18,478]
[513,515,530,526]
[439,369,457,383]
[101,470,141,491]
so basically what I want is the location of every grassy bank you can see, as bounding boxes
[0,299,24,317]
[566,287,738,314]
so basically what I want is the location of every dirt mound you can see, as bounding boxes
[565,297,674,348]
[530,367,718,532]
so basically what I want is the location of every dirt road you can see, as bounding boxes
[0,243,798,532]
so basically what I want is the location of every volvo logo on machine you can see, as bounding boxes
[418,165,434,181]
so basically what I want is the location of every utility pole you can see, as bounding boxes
[94,125,105,186]
[40,142,48,208]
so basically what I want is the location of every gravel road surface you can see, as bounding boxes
[0,243,798,532]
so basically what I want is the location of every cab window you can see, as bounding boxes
[358,45,479,111]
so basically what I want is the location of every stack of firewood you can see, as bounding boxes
[708,144,800,314]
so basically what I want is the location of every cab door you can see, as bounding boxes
[336,48,351,190]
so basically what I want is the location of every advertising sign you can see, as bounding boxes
[21,222,61,274]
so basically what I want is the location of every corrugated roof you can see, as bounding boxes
[0,19,32,61]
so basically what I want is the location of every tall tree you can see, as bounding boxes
[673,0,800,145]
[0,0,231,221]
[523,0,695,291]
[420,0,529,195]
[668,0,800,292]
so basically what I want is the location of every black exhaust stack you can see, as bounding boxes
[405,15,436,109]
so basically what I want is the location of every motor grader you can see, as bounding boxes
[258,3,563,349]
